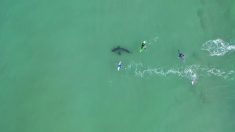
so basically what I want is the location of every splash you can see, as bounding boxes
[126,63,234,84]
[201,39,235,56]
[142,36,159,46]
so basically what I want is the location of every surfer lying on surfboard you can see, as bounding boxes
[139,41,147,53]
[117,61,122,71]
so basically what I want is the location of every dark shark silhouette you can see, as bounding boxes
[112,46,131,55]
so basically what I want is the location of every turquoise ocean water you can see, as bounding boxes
[0,0,235,132]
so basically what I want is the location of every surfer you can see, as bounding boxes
[117,61,122,71]
[178,50,185,61]
[139,41,147,53]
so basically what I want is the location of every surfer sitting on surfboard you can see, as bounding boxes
[178,50,185,61]
[140,41,147,52]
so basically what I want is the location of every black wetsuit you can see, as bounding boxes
[178,50,184,59]
[141,43,146,49]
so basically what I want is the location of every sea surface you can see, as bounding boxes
[0,0,235,132]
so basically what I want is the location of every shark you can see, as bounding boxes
[111,46,131,55]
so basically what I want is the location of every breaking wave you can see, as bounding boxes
[126,62,234,84]
[201,39,235,56]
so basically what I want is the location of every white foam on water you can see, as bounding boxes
[126,63,234,84]
[201,39,235,56]
[142,36,159,46]
[227,45,235,50]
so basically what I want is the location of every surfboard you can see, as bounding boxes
[139,48,144,53]
[192,80,195,85]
